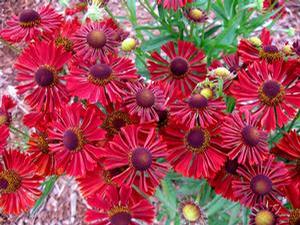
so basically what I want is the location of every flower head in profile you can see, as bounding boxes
[156,0,193,11]
[0,5,62,43]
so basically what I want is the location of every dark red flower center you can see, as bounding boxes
[102,111,131,136]
[112,118,127,131]
[131,147,152,171]
[87,30,107,49]
[185,128,210,153]
[136,88,155,108]
[263,45,279,53]
[262,80,281,99]
[241,125,260,147]
[170,57,189,77]
[156,109,169,128]
[188,94,208,109]
[0,178,8,190]
[19,9,41,28]
[0,170,21,193]
[90,64,112,80]
[225,159,239,175]
[63,129,83,151]
[250,175,273,195]
[110,212,132,225]
[35,66,55,87]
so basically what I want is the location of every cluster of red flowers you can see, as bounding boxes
[0,1,299,225]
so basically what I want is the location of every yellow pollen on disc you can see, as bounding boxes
[255,210,275,225]
[182,204,201,222]
[282,44,293,55]
[190,9,203,20]
[0,115,7,126]
[249,37,262,47]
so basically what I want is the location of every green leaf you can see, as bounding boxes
[31,175,58,216]
[140,34,174,52]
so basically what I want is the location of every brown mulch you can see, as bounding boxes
[0,0,300,224]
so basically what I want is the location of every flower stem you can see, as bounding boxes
[9,125,30,138]
[0,37,20,54]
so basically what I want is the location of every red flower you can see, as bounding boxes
[28,131,55,176]
[124,81,167,123]
[85,185,155,225]
[147,40,206,99]
[208,158,241,201]
[0,126,9,153]
[0,5,62,43]
[67,55,137,105]
[15,41,71,112]
[221,111,269,165]
[76,164,115,199]
[230,60,300,131]
[72,21,119,61]
[99,102,138,137]
[276,131,300,182]
[0,150,42,215]
[170,93,225,128]
[156,0,193,11]
[0,95,16,127]
[238,29,283,63]
[163,122,226,178]
[48,104,106,176]
[233,157,290,207]
[249,203,289,225]
[102,125,169,193]
[285,181,300,209]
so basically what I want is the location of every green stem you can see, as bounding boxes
[104,6,118,23]
[287,110,300,132]
[0,37,20,54]
[9,126,30,138]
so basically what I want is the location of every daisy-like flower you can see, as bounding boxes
[0,95,16,127]
[0,150,42,215]
[0,5,62,43]
[179,200,207,225]
[233,156,290,207]
[28,131,55,176]
[124,81,167,123]
[249,203,289,225]
[85,185,155,225]
[163,122,226,178]
[67,54,137,105]
[221,111,269,165]
[275,131,300,182]
[184,8,208,23]
[15,41,71,112]
[102,125,169,193]
[0,126,9,153]
[99,102,138,137]
[76,164,115,199]
[238,28,283,63]
[208,158,241,201]
[72,21,119,61]
[156,0,193,11]
[170,92,226,128]
[147,40,206,99]
[53,18,81,52]
[230,60,300,131]
[48,104,106,176]
[285,181,300,209]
